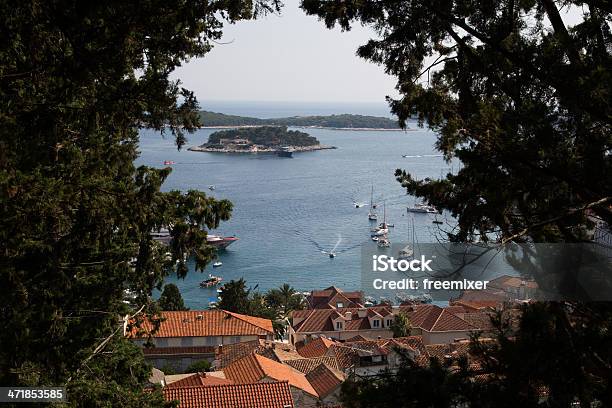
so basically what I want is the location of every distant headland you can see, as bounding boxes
[188,126,336,154]
[198,110,404,130]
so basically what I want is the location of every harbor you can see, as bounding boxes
[138,120,461,309]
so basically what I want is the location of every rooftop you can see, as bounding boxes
[163,381,295,408]
[128,310,273,338]
[223,353,318,397]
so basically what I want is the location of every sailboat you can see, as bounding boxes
[399,216,416,260]
[368,184,378,221]
[371,202,389,236]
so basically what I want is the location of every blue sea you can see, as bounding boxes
[136,101,480,309]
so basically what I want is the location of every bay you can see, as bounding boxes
[137,116,460,309]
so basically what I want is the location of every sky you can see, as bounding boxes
[171,1,586,105]
[171,0,398,104]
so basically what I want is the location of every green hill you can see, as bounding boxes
[205,126,319,147]
[198,111,400,129]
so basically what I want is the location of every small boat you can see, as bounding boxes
[398,244,414,260]
[276,146,294,158]
[208,185,215,191]
[378,237,390,248]
[407,202,437,214]
[354,202,365,208]
[329,252,336,258]
[212,261,222,268]
[368,184,378,220]
[163,160,176,165]
[371,236,379,242]
[200,274,223,288]
[371,203,389,236]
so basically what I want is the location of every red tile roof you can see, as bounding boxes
[297,337,338,358]
[215,340,279,369]
[129,310,273,338]
[307,286,364,309]
[285,356,341,374]
[142,346,216,356]
[404,305,476,332]
[305,364,345,398]
[223,354,318,397]
[164,372,233,388]
[292,305,476,335]
[163,382,295,408]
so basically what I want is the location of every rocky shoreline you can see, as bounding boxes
[187,144,337,153]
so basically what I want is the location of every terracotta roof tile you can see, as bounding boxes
[163,381,295,408]
[223,354,318,397]
[305,364,345,398]
[285,356,341,374]
[130,310,273,338]
[297,337,337,358]
[215,340,279,369]
[164,372,233,388]
[143,346,216,356]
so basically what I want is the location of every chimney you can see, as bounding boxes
[344,311,352,320]
[196,314,203,321]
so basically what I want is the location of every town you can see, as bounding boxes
[128,276,538,407]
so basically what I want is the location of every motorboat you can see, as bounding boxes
[200,274,222,288]
[407,202,437,214]
[329,252,336,258]
[207,235,238,249]
[371,236,379,242]
[377,237,390,248]
[209,185,215,191]
[398,244,414,260]
[163,160,175,165]
[212,261,222,267]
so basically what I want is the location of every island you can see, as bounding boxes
[188,126,336,154]
[198,111,403,130]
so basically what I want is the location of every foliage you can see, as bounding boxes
[301,0,611,247]
[340,302,612,407]
[340,353,470,408]
[158,284,189,311]
[264,283,306,317]
[302,1,612,406]
[206,126,319,147]
[184,360,211,374]
[199,111,400,128]
[217,279,302,339]
[0,0,280,405]
[390,312,411,338]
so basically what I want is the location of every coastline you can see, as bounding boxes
[197,125,411,131]
[187,144,337,153]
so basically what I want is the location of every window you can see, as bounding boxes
[182,337,193,346]
[386,319,393,327]
[336,302,344,308]
[156,338,168,347]
[372,355,382,363]
[372,319,380,328]
[229,336,241,344]
[336,321,343,330]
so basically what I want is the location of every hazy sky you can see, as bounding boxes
[171,0,398,103]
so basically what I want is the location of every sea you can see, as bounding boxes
[136,101,497,309]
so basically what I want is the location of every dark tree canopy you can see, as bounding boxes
[302,0,611,245]
[206,126,319,147]
[0,0,280,405]
[158,284,189,311]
